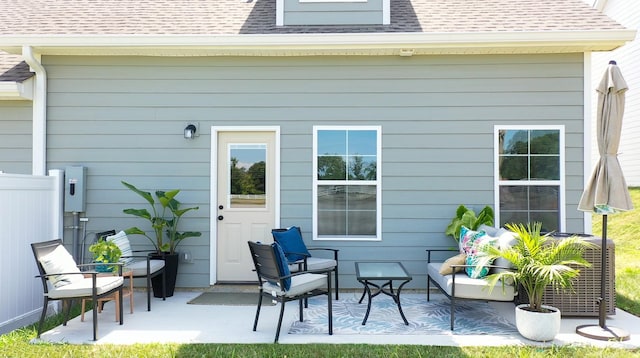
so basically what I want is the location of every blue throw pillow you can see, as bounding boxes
[271,226,310,262]
[272,242,291,291]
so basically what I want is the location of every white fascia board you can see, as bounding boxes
[0,30,636,56]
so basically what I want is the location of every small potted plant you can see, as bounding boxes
[478,222,594,341]
[89,239,122,273]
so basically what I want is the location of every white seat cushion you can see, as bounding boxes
[47,276,124,299]
[125,259,165,277]
[289,257,336,272]
[264,273,328,298]
[427,263,515,301]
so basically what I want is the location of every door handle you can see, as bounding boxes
[217,215,224,221]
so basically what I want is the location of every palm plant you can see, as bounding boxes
[480,222,594,312]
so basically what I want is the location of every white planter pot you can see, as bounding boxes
[515,304,561,342]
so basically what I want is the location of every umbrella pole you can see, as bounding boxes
[576,214,630,341]
[599,215,607,328]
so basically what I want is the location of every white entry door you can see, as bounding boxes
[214,129,278,282]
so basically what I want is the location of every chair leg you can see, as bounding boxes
[81,299,87,322]
[146,275,152,312]
[334,267,339,300]
[161,269,166,301]
[36,298,48,338]
[253,292,263,331]
[119,286,124,325]
[274,301,286,343]
[299,298,303,322]
[427,276,431,301]
[93,297,98,341]
[327,272,333,335]
[63,300,71,326]
[450,296,455,331]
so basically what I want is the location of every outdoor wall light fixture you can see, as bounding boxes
[184,123,198,139]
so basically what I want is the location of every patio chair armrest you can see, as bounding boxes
[450,264,513,270]
[281,267,333,279]
[77,262,124,268]
[285,251,311,259]
[121,254,153,259]
[300,267,334,275]
[307,247,339,261]
[425,248,459,263]
[77,262,124,276]
[131,249,157,253]
[36,271,89,279]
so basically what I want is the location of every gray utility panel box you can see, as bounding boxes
[64,166,87,212]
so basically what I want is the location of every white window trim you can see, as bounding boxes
[312,125,382,241]
[493,125,566,231]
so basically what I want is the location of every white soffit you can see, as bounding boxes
[0,78,32,100]
[0,30,636,56]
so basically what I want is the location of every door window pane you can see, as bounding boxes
[229,144,266,208]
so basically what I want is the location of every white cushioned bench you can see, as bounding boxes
[426,249,517,330]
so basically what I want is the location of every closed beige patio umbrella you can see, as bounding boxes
[577,60,633,341]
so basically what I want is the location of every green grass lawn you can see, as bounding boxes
[3,189,640,357]
[591,187,640,316]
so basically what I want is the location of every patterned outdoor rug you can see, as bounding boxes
[289,295,518,335]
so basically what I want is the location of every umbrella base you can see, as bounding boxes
[576,324,630,341]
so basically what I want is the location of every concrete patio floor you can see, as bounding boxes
[36,288,640,348]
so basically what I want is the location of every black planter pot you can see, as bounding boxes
[151,252,179,298]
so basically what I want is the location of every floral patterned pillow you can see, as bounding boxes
[464,234,499,278]
[459,226,487,255]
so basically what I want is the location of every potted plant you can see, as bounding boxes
[445,204,494,241]
[479,222,594,341]
[121,181,201,296]
[88,238,122,273]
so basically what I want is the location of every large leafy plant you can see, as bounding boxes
[121,181,201,254]
[445,205,494,241]
[479,222,594,313]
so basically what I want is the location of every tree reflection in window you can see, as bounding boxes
[315,128,379,238]
[229,144,266,208]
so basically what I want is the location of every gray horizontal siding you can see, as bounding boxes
[41,53,586,290]
[285,0,384,26]
[0,101,32,174]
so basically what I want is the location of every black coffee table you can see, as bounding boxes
[355,261,413,325]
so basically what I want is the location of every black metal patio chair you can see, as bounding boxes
[31,239,124,341]
[248,240,333,343]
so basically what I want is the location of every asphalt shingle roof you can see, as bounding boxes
[0,51,31,82]
[0,0,625,35]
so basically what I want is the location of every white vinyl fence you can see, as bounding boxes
[0,171,63,334]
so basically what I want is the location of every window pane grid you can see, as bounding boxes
[315,127,380,239]
[497,127,561,232]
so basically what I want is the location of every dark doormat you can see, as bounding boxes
[187,292,275,306]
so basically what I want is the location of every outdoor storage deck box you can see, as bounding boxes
[519,235,616,317]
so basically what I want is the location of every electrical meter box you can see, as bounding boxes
[64,166,87,212]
